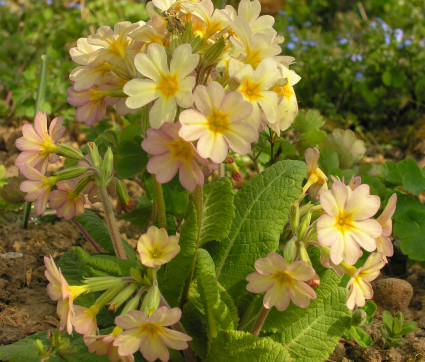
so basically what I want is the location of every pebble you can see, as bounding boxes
[373,278,413,312]
[0,252,23,259]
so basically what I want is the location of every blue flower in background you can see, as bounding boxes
[350,54,363,62]
[404,39,412,46]
[384,34,391,45]
[290,33,299,42]
[287,42,296,50]
[376,17,384,23]
[67,2,82,9]
[279,10,287,16]
[370,21,377,29]
[355,72,364,79]
[308,41,316,47]
[394,28,404,43]
[287,25,294,32]
[0,0,6,5]
[304,21,312,27]
[339,38,348,45]
[47,0,53,4]
[381,23,391,33]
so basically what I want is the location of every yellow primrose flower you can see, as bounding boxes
[345,252,386,310]
[137,226,180,268]
[317,181,382,265]
[246,253,317,311]
[228,57,279,130]
[303,148,328,199]
[124,43,199,128]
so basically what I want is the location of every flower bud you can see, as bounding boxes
[284,237,297,264]
[297,212,312,241]
[84,276,125,293]
[351,309,367,326]
[116,180,130,204]
[276,77,289,87]
[34,339,46,356]
[121,292,142,315]
[225,159,242,182]
[203,37,226,66]
[101,147,114,186]
[290,203,300,235]
[299,241,312,265]
[88,142,101,169]
[54,166,89,181]
[108,283,138,311]
[140,282,160,316]
[57,143,85,160]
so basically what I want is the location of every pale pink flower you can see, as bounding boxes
[179,81,258,163]
[49,180,85,220]
[114,307,192,362]
[142,122,208,191]
[15,111,64,173]
[246,253,317,311]
[376,193,397,257]
[44,256,88,335]
[137,226,180,268]
[345,252,386,310]
[72,305,100,336]
[85,327,134,362]
[124,43,199,128]
[20,164,57,215]
[67,85,108,126]
[317,181,382,265]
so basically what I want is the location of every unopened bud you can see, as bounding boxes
[290,203,300,235]
[284,237,297,264]
[101,147,114,185]
[34,339,46,355]
[74,176,91,195]
[141,282,160,316]
[225,160,242,182]
[116,180,130,204]
[203,37,226,66]
[121,292,142,315]
[88,142,101,168]
[306,273,320,289]
[351,309,367,326]
[276,77,288,87]
[57,143,85,160]
[130,268,145,285]
[108,283,138,311]
[54,166,88,181]
[299,242,312,265]
[297,212,312,241]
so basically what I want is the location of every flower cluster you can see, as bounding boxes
[67,0,301,191]
[44,226,189,362]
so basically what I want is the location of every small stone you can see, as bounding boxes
[373,278,413,312]
[0,252,23,259]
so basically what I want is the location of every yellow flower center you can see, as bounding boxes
[239,79,263,102]
[272,270,293,287]
[108,36,128,58]
[41,139,58,156]
[150,249,162,260]
[207,110,230,133]
[156,74,179,99]
[168,138,195,162]
[244,46,262,69]
[336,212,354,234]
[89,88,110,102]
[140,322,161,336]
[283,84,295,101]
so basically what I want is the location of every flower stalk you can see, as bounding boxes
[251,306,270,336]
[153,176,167,229]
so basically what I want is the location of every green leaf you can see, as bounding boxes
[293,109,325,132]
[121,197,152,229]
[382,70,392,86]
[399,321,418,335]
[196,249,234,348]
[394,208,425,261]
[115,137,148,179]
[57,252,87,285]
[208,331,290,362]
[359,300,377,325]
[160,202,197,307]
[318,148,340,175]
[200,178,235,246]
[74,210,137,263]
[265,269,351,361]
[380,159,425,194]
[211,160,306,305]
[82,254,137,277]
[350,326,373,347]
[382,310,393,333]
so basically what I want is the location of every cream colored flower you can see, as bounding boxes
[317,181,382,265]
[303,148,328,199]
[137,226,180,268]
[124,43,199,128]
[345,252,386,309]
[376,193,397,257]
[179,81,257,163]
[246,253,317,311]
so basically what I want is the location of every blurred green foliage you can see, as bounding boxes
[277,0,425,128]
[0,0,147,122]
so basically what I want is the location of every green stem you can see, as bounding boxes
[180,185,203,308]
[251,307,270,336]
[98,186,127,260]
[153,176,167,229]
[23,54,49,229]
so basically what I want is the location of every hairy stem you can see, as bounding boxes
[251,307,270,336]
[98,185,126,260]
[72,219,103,253]
[153,176,167,229]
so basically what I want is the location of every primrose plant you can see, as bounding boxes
[11,0,399,361]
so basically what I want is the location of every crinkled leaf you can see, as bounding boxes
[394,208,425,261]
[207,331,290,362]
[81,254,137,277]
[211,160,306,306]
[293,109,325,132]
[200,178,235,246]
[380,159,425,194]
[265,269,351,361]
[196,248,234,351]
[115,137,148,179]
[160,202,197,307]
